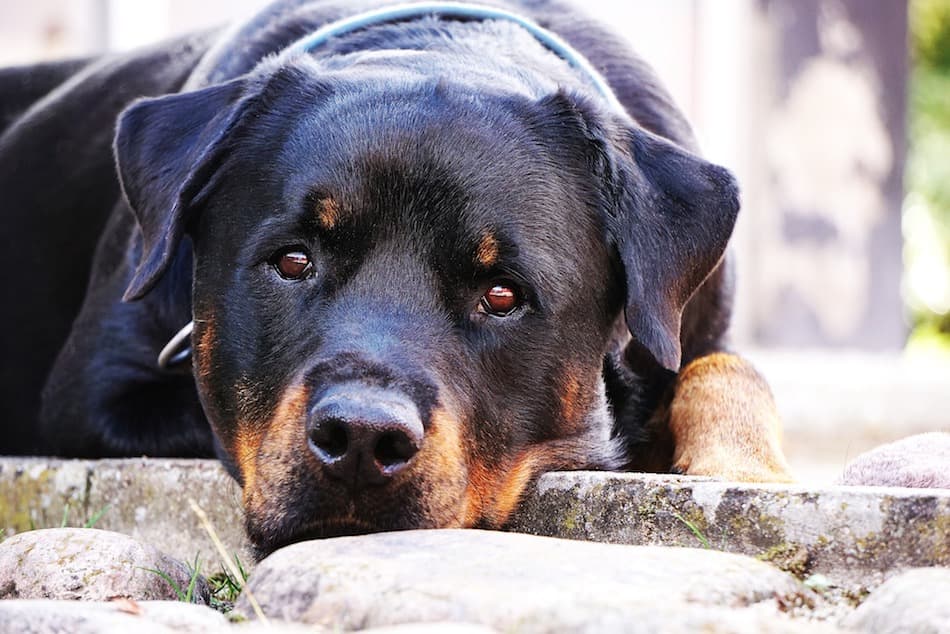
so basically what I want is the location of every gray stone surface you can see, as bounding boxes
[0,528,208,603]
[232,621,498,633]
[0,599,503,633]
[359,625,498,634]
[0,458,247,563]
[838,432,950,488]
[842,568,950,634]
[3,458,948,596]
[236,529,836,633]
[0,599,227,634]
[507,471,950,585]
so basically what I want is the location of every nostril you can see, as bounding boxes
[375,430,418,468]
[310,418,349,460]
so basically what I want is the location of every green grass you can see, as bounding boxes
[83,505,110,529]
[141,551,249,612]
[671,511,712,549]
[141,554,204,604]
[207,553,250,612]
[27,503,110,532]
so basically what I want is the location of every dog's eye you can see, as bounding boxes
[272,248,313,280]
[478,284,521,317]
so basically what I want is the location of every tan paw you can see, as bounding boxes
[669,353,795,484]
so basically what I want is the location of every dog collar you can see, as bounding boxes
[159,2,625,370]
[281,1,625,113]
[158,321,194,370]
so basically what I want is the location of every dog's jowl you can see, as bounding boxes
[0,0,793,556]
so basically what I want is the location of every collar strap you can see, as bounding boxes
[281,1,625,113]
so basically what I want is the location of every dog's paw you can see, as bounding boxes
[672,452,794,483]
[668,353,795,484]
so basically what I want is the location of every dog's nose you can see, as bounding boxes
[307,385,424,486]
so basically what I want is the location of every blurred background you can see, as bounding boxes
[1,0,948,482]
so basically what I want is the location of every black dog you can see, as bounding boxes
[1,0,792,556]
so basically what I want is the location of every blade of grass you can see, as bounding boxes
[671,511,712,549]
[59,504,70,528]
[83,505,110,529]
[184,555,201,603]
[188,498,268,625]
[233,554,248,583]
[140,566,187,602]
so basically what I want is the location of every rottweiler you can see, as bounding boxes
[0,0,792,556]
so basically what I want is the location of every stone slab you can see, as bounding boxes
[0,599,228,634]
[236,529,838,633]
[507,471,950,587]
[0,458,248,565]
[0,528,208,603]
[4,459,948,592]
[842,567,950,634]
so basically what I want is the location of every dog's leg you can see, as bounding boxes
[668,352,794,482]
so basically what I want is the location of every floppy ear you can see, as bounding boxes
[609,126,739,373]
[114,78,249,301]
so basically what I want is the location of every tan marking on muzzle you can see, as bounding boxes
[462,434,604,528]
[461,448,546,528]
[396,407,469,527]
[240,383,310,508]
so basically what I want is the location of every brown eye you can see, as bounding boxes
[479,284,521,316]
[273,249,313,280]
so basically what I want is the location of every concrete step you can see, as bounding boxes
[0,458,248,564]
[2,458,947,593]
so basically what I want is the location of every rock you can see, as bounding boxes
[0,599,227,633]
[234,623,499,634]
[838,432,950,488]
[240,617,498,633]
[842,568,950,633]
[236,529,835,633]
[0,528,209,604]
[507,471,950,584]
[0,458,249,564]
[361,625,499,634]
[84,458,248,562]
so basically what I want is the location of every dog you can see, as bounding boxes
[0,0,793,557]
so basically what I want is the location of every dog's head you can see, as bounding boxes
[115,56,737,556]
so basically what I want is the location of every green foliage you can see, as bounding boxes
[912,0,950,69]
[207,553,249,612]
[34,503,110,531]
[141,554,203,604]
[139,551,250,613]
[906,0,950,342]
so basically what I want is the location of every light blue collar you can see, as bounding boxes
[281,1,625,113]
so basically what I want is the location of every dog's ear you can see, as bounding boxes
[114,78,249,301]
[608,124,739,373]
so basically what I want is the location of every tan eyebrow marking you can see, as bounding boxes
[315,197,341,230]
[475,233,499,268]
